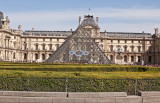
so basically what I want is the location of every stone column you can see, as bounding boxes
[6,39,8,48]
[8,39,9,48]
[128,55,130,64]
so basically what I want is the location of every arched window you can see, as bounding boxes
[35,44,38,50]
[124,46,127,52]
[35,53,38,60]
[124,55,127,62]
[110,55,113,61]
[49,44,52,50]
[148,46,152,53]
[24,42,27,50]
[42,44,45,50]
[14,42,16,48]
[42,54,45,60]
[138,56,141,62]
[56,44,59,49]
[138,46,141,52]
[131,56,134,62]
[131,46,134,52]
[24,53,27,60]
[49,54,52,57]
[110,45,113,52]
[149,56,151,63]
[13,52,16,59]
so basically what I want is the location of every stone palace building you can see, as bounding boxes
[0,11,160,65]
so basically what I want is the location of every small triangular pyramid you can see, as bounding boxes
[45,26,111,64]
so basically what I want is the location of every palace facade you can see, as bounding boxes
[0,11,160,65]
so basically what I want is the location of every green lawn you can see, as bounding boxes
[0,62,160,79]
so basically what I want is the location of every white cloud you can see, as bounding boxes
[100,23,160,34]
[4,8,160,34]
[93,8,160,20]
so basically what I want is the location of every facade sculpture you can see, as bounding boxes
[0,11,160,65]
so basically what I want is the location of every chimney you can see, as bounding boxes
[69,29,72,36]
[18,25,21,31]
[155,28,159,36]
[96,17,98,24]
[79,16,81,25]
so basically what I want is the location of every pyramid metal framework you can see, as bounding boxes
[45,26,111,64]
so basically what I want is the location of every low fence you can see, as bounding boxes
[0,78,160,95]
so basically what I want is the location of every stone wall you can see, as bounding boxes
[0,91,159,103]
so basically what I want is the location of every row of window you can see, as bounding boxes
[23,44,60,50]
[23,53,51,60]
[13,53,152,63]
[110,55,152,63]
[110,40,152,44]
[110,46,152,52]
[34,53,51,60]
[23,44,152,52]
[24,38,61,42]
[92,39,153,44]
[110,45,142,52]
[23,38,152,43]
[34,44,59,50]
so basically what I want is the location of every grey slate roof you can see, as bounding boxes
[24,30,152,39]
[101,32,152,38]
[24,31,71,36]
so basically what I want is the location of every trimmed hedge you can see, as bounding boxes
[0,62,156,72]
[0,66,153,72]
[0,77,160,95]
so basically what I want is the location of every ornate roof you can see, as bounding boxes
[101,32,152,38]
[24,31,70,36]
[80,15,98,27]
[23,30,152,38]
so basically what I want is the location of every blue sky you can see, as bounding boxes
[1,0,160,34]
